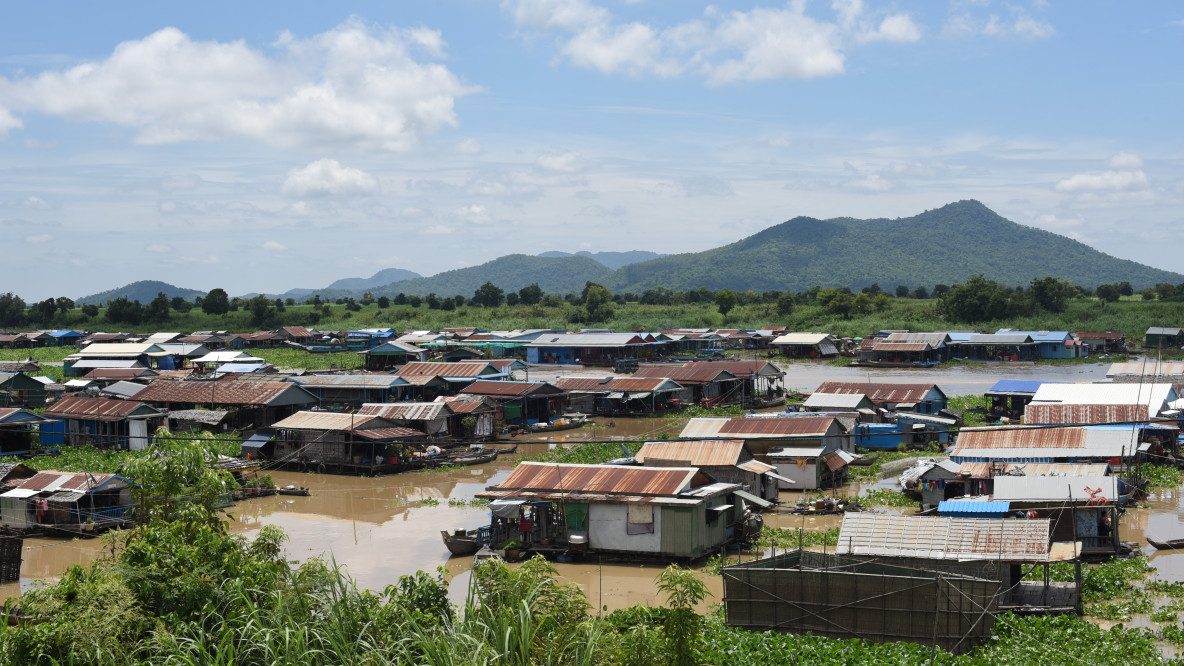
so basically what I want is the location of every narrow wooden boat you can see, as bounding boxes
[1147,537,1184,550]
[445,449,499,466]
[527,414,589,433]
[441,528,483,556]
[276,486,311,497]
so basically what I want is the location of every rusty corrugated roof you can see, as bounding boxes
[958,462,1110,479]
[396,362,495,377]
[353,427,426,440]
[720,416,836,436]
[1024,403,1148,425]
[357,402,452,421]
[271,411,389,431]
[635,440,746,466]
[815,382,941,403]
[136,380,315,407]
[41,396,158,421]
[443,399,496,414]
[871,341,932,352]
[955,427,1087,450]
[487,462,697,496]
[554,377,675,392]
[16,471,124,493]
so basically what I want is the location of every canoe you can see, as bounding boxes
[445,449,500,466]
[1148,537,1184,550]
[441,529,483,556]
[276,487,311,497]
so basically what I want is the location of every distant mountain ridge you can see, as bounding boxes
[603,200,1183,293]
[537,250,667,269]
[77,280,204,305]
[81,201,1183,303]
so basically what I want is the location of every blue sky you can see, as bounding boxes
[1,1,1181,300]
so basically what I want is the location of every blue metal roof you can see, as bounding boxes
[986,380,1064,394]
[998,330,1071,343]
[937,500,1011,516]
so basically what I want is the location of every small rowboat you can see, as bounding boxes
[441,528,484,556]
[1147,537,1184,550]
[277,486,311,497]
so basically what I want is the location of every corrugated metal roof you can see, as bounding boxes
[396,362,497,377]
[991,476,1119,502]
[1107,361,1184,377]
[291,375,407,389]
[16,471,124,493]
[486,462,698,497]
[836,513,1052,562]
[963,334,1033,345]
[823,452,847,471]
[83,368,157,380]
[136,380,316,407]
[527,333,647,348]
[958,462,1110,478]
[815,382,942,403]
[633,366,737,385]
[767,446,826,457]
[771,332,833,345]
[871,341,932,352]
[954,427,1087,450]
[720,416,836,436]
[554,377,679,392]
[635,440,746,466]
[353,427,425,440]
[0,408,54,425]
[271,411,390,431]
[986,380,1062,395]
[357,402,451,421]
[936,501,1012,516]
[1147,327,1183,336]
[736,459,775,474]
[1025,403,1148,425]
[884,332,951,345]
[1030,383,1174,411]
[41,396,159,421]
[680,360,784,378]
[803,393,871,409]
[459,380,563,397]
[72,342,163,357]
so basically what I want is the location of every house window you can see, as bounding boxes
[626,504,654,534]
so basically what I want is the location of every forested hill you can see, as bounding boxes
[77,280,204,305]
[537,250,666,269]
[376,254,612,297]
[603,200,1183,293]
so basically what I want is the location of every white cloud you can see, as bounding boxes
[158,201,177,213]
[262,241,288,251]
[421,224,455,235]
[454,204,492,224]
[1031,213,1084,229]
[0,20,478,151]
[504,0,921,84]
[943,5,1054,40]
[282,158,379,197]
[21,196,50,209]
[677,175,734,197]
[145,243,172,253]
[1055,170,1148,193]
[456,138,484,154]
[25,233,52,243]
[1108,151,1143,170]
[536,151,587,172]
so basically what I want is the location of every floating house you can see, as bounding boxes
[949,425,1146,465]
[770,332,839,358]
[525,333,653,366]
[680,415,849,457]
[633,365,741,407]
[269,411,425,474]
[360,341,427,371]
[635,439,784,502]
[394,362,509,395]
[553,377,687,414]
[288,374,409,410]
[0,471,133,533]
[474,462,761,560]
[995,330,1088,359]
[134,379,317,430]
[1026,382,1176,422]
[0,372,48,407]
[0,408,58,455]
[456,380,567,426]
[63,343,165,377]
[1145,327,1184,348]
[814,382,948,415]
[39,396,165,450]
[679,360,786,405]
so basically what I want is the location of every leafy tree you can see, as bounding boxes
[505,291,520,306]
[106,297,144,325]
[861,282,882,296]
[55,296,74,314]
[938,275,1009,322]
[426,293,441,309]
[826,292,855,318]
[714,289,738,317]
[932,284,950,298]
[0,292,27,328]
[1117,281,1134,296]
[285,297,295,306]
[360,291,375,305]
[170,296,193,313]
[408,295,422,308]
[473,282,505,307]
[201,288,230,315]
[1141,288,1157,301]
[441,297,456,311]
[80,303,100,318]
[247,294,278,327]
[1029,276,1072,313]
[895,285,909,298]
[376,295,391,309]
[146,292,172,323]
[273,298,285,312]
[580,282,615,322]
[453,295,466,307]
[656,565,709,666]
[872,293,891,312]
[776,293,795,316]
[1156,282,1177,300]
[394,292,407,306]
[852,292,873,315]
[913,286,930,299]
[516,283,543,305]
[1007,289,1037,317]
[30,297,58,325]
[1096,284,1121,303]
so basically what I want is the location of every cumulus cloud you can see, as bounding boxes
[146,243,172,253]
[25,234,52,243]
[677,175,734,197]
[1108,151,1143,170]
[20,196,51,209]
[455,138,483,154]
[282,158,379,197]
[262,241,288,251]
[1055,170,1148,193]
[421,224,454,235]
[0,20,478,150]
[536,151,588,173]
[503,0,920,84]
[454,204,492,224]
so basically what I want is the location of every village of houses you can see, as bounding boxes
[3,322,1184,651]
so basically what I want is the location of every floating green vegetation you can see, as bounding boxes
[520,441,642,465]
[756,526,840,553]
[860,488,915,507]
[1131,463,1183,490]
[416,497,439,506]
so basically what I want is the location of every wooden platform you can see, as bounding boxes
[1000,582,1079,614]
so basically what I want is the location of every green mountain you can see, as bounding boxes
[78,280,205,306]
[326,268,422,292]
[376,254,612,297]
[604,200,1183,293]
[537,250,666,269]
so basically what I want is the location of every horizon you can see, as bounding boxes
[2,2,1182,300]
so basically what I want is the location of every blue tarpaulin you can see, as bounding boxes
[936,500,1011,517]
